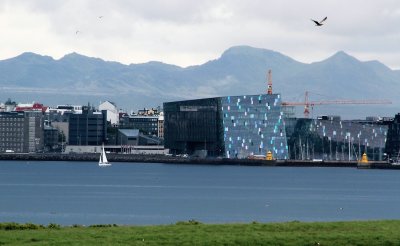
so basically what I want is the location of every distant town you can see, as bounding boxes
[1,95,400,163]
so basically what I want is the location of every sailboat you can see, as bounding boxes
[99,144,111,167]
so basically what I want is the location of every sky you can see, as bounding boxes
[1,0,400,68]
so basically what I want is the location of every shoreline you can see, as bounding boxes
[1,220,400,245]
[0,153,398,169]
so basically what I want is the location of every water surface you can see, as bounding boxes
[0,161,399,225]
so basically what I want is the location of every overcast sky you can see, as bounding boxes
[1,0,399,68]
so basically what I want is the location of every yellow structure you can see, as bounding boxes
[266,151,273,160]
[360,153,369,163]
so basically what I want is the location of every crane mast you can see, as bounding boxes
[282,91,392,118]
[267,69,273,95]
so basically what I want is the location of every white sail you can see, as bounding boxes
[99,144,111,167]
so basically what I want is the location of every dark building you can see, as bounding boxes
[117,129,162,146]
[119,115,159,136]
[164,94,288,159]
[118,129,139,146]
[68,107,107,145]
[0,111,44,153]
[385,114,400,160]
[44,126,60,152]
[43,120,61,152]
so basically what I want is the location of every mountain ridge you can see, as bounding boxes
[0,46,398,118]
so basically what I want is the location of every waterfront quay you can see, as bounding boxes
[0,153,398,169]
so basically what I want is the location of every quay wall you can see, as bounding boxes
[0,153,398,169]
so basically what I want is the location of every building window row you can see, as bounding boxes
[0,133,22,137]
[0,138,23,142]
[0,118,23,122]
[0,123,23,127]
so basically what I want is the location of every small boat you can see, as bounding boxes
[390,151,400,166]
[99,144,111,167]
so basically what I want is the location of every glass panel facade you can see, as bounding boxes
[286,117,388,161]
[164,94,288,159]
[221,94,288,159]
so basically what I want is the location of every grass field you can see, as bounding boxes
[1,220,400,245]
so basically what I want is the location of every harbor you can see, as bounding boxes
[1,160,400,226]
[1,153,399,169]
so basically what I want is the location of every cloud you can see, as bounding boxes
[0,0,400,68]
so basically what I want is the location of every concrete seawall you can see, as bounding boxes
[0,153,398,169]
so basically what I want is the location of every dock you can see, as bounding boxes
[0,153,399,169]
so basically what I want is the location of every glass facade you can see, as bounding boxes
[221,94,288,159]
[164,94,288,159]
[385,114,400,160]
[286,117,388,161]
[164,98,223,157]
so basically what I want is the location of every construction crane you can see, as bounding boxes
[267,69,273,95]
[282,91,392,118]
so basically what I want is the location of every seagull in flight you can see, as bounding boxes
[311,17,327,26]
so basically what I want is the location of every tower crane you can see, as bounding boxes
[282,91,392,118]
[267,69,273,95]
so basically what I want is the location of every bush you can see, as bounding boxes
[88,224,118,228]
[24,223,45,230]
[176,219,202,225]
[0,222,45,230]
[47,223,61,229]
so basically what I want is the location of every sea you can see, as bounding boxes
[1,160,400,226]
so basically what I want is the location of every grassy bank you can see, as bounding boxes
[1,220,400,245]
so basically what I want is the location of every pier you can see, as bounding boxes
[0,153,399,169]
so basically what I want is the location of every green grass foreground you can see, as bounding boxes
[1,220,400,245]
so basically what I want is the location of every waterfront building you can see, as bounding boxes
[44,124,60,152]
[0,111,44,153]
[68,106,107,145]
[99,101,119,126]
[286,116,388,161]
[385,114,400,159]
[118,129,139,146]
[117,128,162,146]
[164,94,288,159]
[119,115,159,136]
[158,112,164,139]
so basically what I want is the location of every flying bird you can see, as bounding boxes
[311,17,327,26]
[75,30,80,35]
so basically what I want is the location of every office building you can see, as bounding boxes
[68,106,107,145]
[0,111,44,153]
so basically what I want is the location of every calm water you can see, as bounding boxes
[0,161,400,225]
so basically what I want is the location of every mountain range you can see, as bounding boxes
[0,46,399,118]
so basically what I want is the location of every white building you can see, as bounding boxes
[99,101,119,126]
[46,105,83,115]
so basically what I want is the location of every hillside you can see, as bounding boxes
[0,46,399,118]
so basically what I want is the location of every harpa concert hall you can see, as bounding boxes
[163,94,288,159]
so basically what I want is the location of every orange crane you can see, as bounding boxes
[282,91,392,118]
[267,69,273,95]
